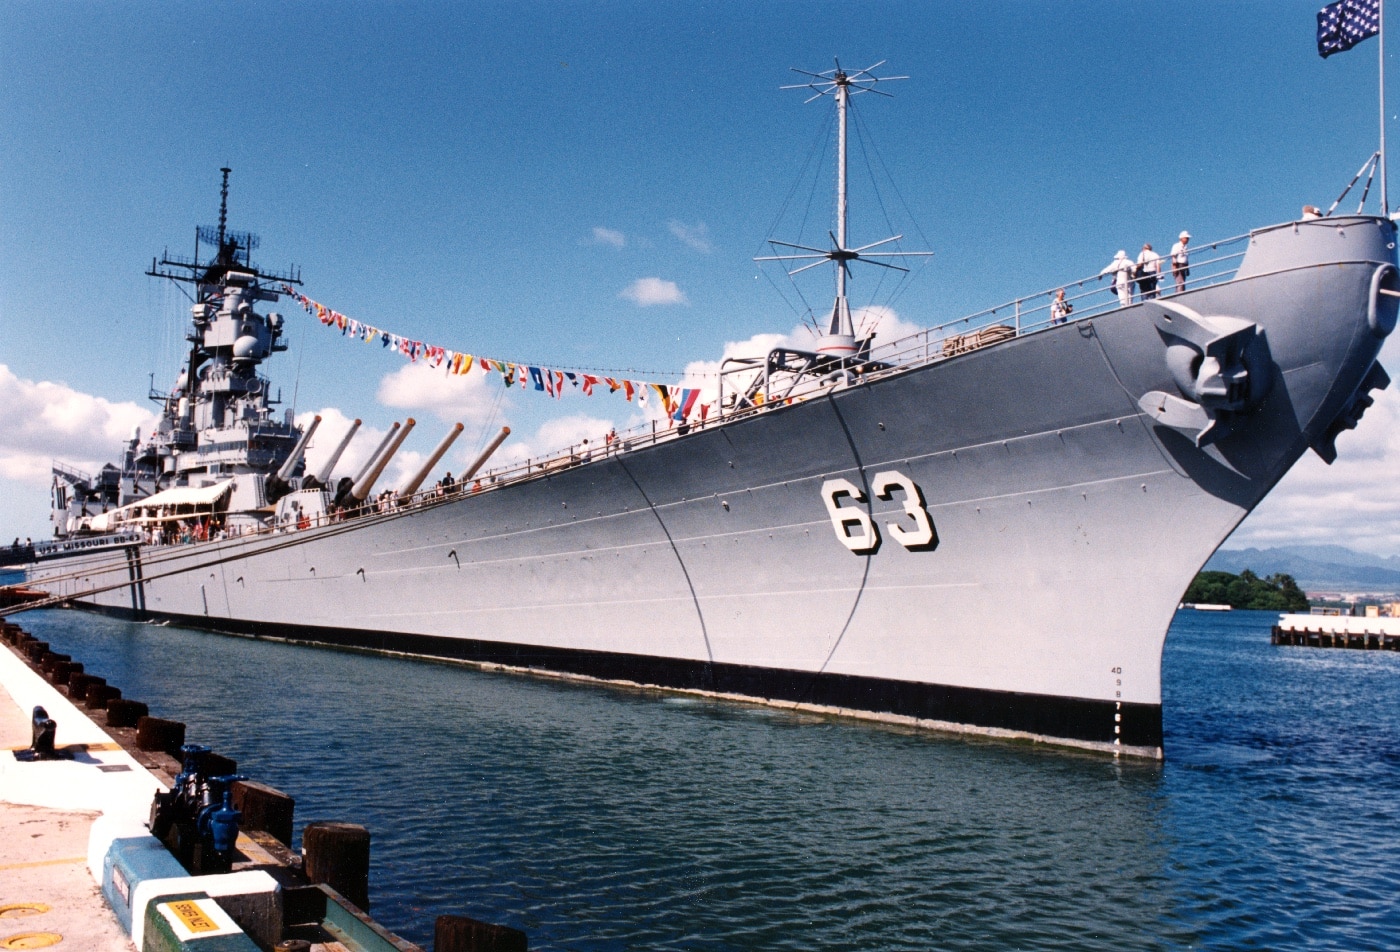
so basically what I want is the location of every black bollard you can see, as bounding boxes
[13,705,67,762]
[303,822,371,911]
[31,706,56,755]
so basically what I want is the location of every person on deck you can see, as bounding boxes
[1170,231,1191,294]
[1136,243,1163,300]
[1101,251,1135,307]
[1050,288,1072,325]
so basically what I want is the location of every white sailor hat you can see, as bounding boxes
[1179,230,1191,239]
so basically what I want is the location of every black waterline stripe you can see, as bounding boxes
[77,604,1163,752]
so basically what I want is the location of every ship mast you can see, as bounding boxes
[757,60,931,360]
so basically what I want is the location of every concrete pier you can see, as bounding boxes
[1,636,158,951]
[1272,613,1400,650]
[2,618,526,951]
[0,616,532,952]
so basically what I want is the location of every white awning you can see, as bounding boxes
[90,478,237,530]
[132,479,236,508]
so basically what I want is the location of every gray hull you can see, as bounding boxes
[30,217,1397,757]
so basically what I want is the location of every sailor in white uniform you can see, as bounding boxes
[1101,250,1135,307]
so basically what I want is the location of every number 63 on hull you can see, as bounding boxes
[820,471,939,554]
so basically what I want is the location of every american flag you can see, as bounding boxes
[1318,0,1381,58]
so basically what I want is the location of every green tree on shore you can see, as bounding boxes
[1184,569,1309,611]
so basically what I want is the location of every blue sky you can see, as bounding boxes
[4,1,1400,559]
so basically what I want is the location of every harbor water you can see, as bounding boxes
[7,600,1398,950]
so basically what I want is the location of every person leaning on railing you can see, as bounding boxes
[1136,243,1163,300]
[1100,250,1136,307]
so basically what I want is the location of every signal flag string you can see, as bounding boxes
[282,285,720,424]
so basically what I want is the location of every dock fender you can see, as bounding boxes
[1135,299,1272,447]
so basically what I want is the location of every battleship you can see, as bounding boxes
[12,63,1398,758]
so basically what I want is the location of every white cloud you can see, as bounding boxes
[852,304,922,346]
[591,227,625,248]
[296,408,461,495]
[620,277,687,306]
[298,408,374,484]
[672,309,918,406]
[376,359,505,424]
[667,220,712,254]
[1226,382,1400,558]
[495,413,618,466]
[0,364,156,486]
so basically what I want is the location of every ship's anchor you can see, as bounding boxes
[1136,300,1271,447]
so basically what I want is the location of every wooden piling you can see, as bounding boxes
[435,914,529,952]
[233,780,296,846]
[200,750,238,777]
[105,698,149,728]
[85,683,122,710]
[135,715,186,754]
[1273,624,1400,652]
[67,672,103,700]
[302,822,371,911]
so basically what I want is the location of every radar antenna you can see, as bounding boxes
[148,168,297,290]
[755,60,932,358]
[218,166,229,248]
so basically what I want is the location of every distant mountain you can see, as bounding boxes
[1205,545,1400,593]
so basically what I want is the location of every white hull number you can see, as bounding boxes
[821,471,938,554]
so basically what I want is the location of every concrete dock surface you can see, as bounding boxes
[0,642,161,951]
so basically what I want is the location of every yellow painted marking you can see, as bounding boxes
[0,904,50,918]
[0,933,64,950]
[0,855,87,870]
[164,900,220,934]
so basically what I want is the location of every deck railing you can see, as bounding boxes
[334,232,1255,514]
[823,232,1252,396]
[279,230,1256,525]
[62,231,1256,551]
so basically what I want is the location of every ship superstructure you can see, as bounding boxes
[49,170,306,539]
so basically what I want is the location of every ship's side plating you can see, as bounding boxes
[32,216,1396,758]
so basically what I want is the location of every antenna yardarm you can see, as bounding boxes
[755,60,931,357]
